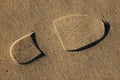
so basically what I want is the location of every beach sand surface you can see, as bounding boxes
[0,0,120,80]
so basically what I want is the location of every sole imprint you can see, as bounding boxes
[53,15,106,51]
[10,32,45,64]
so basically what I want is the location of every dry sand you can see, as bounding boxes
[0,0,120,80]
[10,32,44,64]
[53,15,105,51]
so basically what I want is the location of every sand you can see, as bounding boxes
[10,32,44,64]
[53,15,104,51]
[0,0,120,80]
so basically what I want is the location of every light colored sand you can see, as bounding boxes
[10,32,42,64]
[0,0,120,80]
[53,15,104,51]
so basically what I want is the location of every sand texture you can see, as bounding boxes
[0,0,120,80]
[53,15,105,51]
[10,32,44,64]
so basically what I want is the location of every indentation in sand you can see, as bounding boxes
[10,32,45,64]
[53,15,105,51]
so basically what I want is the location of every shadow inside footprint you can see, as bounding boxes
[67,21,110,52]
[10,32,45,65]
[21,33,45,65]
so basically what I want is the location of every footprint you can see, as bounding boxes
[10,32,45,64]
[53,15,110,51]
